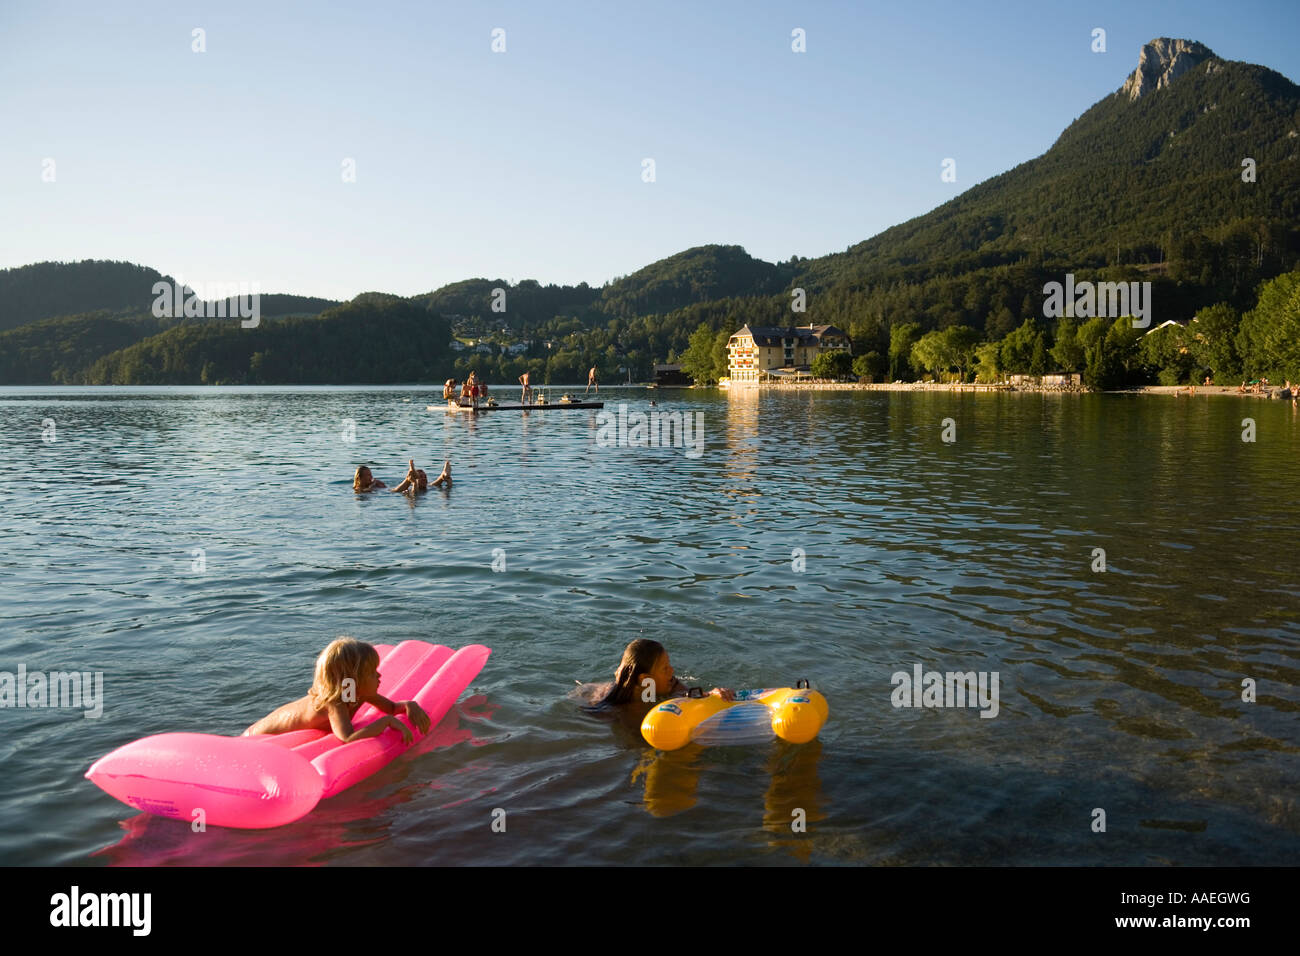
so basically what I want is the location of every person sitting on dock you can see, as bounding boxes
[519,371,532,405]
[443,379,458,402]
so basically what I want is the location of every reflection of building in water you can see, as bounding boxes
[723,388,761,522]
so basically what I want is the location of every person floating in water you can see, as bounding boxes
[392,459,452,493]
[580,639,733,711]
[586,366,598,395]
[243,637,431,742]
[355,461,451,494]
[353,465,386,492]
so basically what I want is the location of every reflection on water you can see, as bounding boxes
[0,386,1297,866]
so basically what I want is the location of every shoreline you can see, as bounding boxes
[712,382,1296,398]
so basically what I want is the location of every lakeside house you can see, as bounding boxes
[1144,319,1184,336]
[725,324,851,384]
[653,363,692,386]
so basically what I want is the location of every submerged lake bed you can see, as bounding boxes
[1,385,1297,866]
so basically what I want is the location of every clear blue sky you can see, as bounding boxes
[2,0,1297,300]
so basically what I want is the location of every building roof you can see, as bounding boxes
[732,324,848,346]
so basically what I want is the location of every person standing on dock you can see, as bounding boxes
[586,366,598,395]
[519,370,532,405]
[462,371,480,410]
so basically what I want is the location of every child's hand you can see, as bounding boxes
[709,687,735,701]
[404,701,431,735]
[387,715,413,745]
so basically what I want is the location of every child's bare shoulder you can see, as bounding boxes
[247,695,326,735]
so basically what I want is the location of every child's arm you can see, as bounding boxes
[367,694,432,734]
[327,703,413,744]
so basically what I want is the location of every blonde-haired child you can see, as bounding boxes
[244,637,431,742]
[353,465,386,492]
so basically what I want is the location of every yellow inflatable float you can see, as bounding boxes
[641,681,828,750]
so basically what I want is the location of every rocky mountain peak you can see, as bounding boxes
[1120,38,1216,101]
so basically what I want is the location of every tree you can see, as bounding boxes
[1029,336,1047,376]
[1138,322,1195,384]
[985,305,1017,340]
[1000,319,1042,374]
[712,328,732,381]
[1237,269,1300,381]
[811,350,853,379]
[852,351,886,382]
[974,341,1001,382]
[910,330,949,380]
[1077,316,1110,354]
[1083,336,1121,390]
[680,322,720,384]
[1188,303,1240,380]
[889,322,920,381]
[944,325,981,379]
[1050,318,1084,372]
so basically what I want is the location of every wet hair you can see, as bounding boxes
[595,639,666,708]
[308,637,380,710]
[352,465,372,491]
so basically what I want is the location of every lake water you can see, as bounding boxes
[2,385,1298,866]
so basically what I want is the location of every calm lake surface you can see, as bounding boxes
[1,385,1298,866]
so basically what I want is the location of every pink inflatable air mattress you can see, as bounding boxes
[85,641,490,828]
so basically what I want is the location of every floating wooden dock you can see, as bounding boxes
[430,400,605,413]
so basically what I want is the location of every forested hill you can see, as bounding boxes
[0,259,339,333]
[82,298,450,385]
[596,245,793,318]
[0,261,164,332]
[409,245,785,326]
[795,42,1300,301]
[414,278,602,327]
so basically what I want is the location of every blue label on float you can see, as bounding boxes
[659,703,682,715]
[791,696,810,704]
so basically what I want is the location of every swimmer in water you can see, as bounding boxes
[581,639,733,711]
